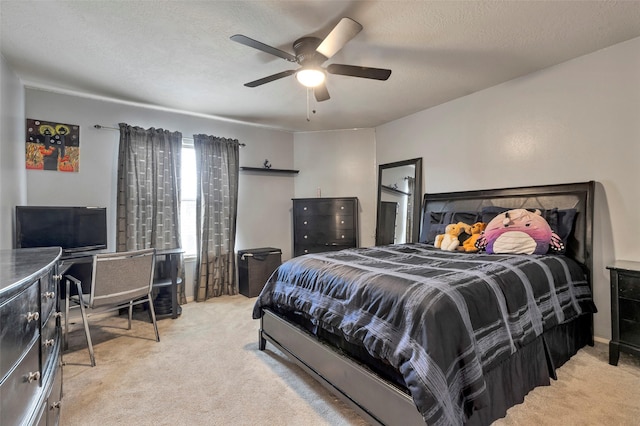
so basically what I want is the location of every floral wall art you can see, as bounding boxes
[25,119,80,172]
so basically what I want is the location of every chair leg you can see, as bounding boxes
[147,293,160,342]
[128,301,133,330]
[75,281,95,367]
[64,279,70,351]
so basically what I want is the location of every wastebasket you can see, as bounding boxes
[237,247,282,297]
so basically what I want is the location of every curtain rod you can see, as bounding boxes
[93,125,246,146]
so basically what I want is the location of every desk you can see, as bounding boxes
[60,248,183,320]
[153,248,184,319]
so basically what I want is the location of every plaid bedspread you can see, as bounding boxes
[253,244,595,425]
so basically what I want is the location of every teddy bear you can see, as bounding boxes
[434,222,469,251]
[460,221,486,252]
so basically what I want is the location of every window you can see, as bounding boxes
[180,142,197,256]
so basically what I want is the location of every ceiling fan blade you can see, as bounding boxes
[230,34,297,62]
[244,70,296,87]
[326,64,392,80]
[316,17,363,59]
[314,83,330,102]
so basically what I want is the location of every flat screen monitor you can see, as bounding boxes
[15,206,107,254]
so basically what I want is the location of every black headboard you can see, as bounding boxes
[421,181,595,279]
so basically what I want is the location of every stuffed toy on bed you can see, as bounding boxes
[475,209,564,254]
[460,221,486,252]
[434,221,470,251]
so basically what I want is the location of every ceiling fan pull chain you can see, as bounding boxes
[307,88,311,122]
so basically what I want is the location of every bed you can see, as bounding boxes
[253,181,596,425]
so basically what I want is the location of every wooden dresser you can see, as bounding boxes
[292,197,359,257]
[1,247,63,425]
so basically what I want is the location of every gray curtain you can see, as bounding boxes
[117,123,182,250]
[405,176,415,242]
[193,134,240,300]
[116,123,185,303]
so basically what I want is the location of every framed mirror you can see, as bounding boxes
[375,158,423,245]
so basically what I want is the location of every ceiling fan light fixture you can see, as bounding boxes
[296,68,325,88]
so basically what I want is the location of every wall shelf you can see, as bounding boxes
[240,167,299,175]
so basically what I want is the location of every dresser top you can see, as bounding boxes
[607,260,640,273]
[1,247,61,295]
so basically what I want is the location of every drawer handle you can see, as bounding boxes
[304,221,308,225]
[44,339,55,347]
[43,291,56,299]
[27,371,41,383]
[53,274,63,281]
[26,311,40,322]
[50,401,62,410]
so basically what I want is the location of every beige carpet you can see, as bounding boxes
[60,296,640,426]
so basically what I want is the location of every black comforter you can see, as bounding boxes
[253,244,595,425]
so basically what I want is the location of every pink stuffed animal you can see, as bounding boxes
[475,209,564,254]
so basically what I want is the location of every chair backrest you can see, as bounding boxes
[89,248,156,309]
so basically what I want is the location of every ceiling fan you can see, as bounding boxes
[230,17,391,102]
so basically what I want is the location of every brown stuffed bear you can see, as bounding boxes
[434,222,469,251]
[460,222,486,252]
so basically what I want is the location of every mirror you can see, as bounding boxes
[375,158,423,245]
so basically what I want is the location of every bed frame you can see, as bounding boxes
[258,181,595,425]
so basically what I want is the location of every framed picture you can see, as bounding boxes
[26,119,80,172]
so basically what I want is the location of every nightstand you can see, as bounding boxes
[608,261,640,365]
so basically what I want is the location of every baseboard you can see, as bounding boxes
[593,336,609,345]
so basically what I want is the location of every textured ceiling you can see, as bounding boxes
[2,1,640,132]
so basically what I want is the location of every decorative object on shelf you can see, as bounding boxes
[263,159,272,169]
[26,118,80,172]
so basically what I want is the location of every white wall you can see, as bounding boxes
[375,36,640,341]
[293,129,377,247]
[24,89,295,299]
[0,55,26,249]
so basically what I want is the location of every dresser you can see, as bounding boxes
[293,197,359,257]
[608,261,640,366]
[1,247,63,425]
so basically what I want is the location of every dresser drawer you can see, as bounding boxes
[295,228,356,244]
[46,361,63,425]
[42,310,60,371]
[0,283,40,379]
[619,272,640,301]
[620,318,640,347]
[0,336,41,426]
[295,215,355,232]
[295,243,352,256]
[40,268,58,322]
[294,199,355,216]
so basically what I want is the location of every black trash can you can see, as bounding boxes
[237,247,282,297]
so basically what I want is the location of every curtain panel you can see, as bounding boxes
[193,134,240,300]
[405,176,415,241]
[116,124,182,251]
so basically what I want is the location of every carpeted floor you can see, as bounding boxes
[60,295,640,425]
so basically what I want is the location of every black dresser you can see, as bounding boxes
[293,197,359,257]
[608,261,640,365]
[1,247,63,425]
